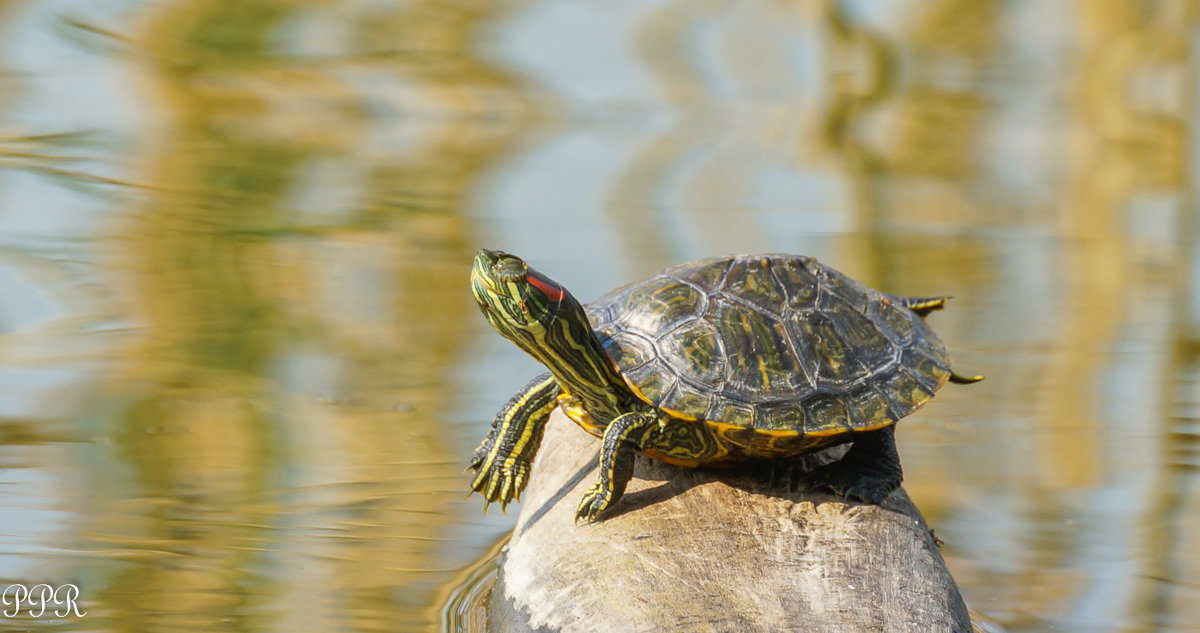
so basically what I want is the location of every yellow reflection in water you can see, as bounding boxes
[55,1,531,631]
[0,1,1199,633]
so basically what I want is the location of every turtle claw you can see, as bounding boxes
[469,433,497,472]
[574,485,612,523]
[469,455,531,511]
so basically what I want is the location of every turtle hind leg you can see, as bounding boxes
[803,425,902,504]
[899,294,951,317]
[897,295,986,383]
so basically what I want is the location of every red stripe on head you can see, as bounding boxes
[525,272,565,303]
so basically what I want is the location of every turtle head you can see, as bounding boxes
[472,249,635,420]
[471,249,583,348]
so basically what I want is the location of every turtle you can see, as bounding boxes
[468,249,981,522]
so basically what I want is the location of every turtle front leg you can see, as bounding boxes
[469,372,560,512]
[574,411,659,523]
[804,425,903,504]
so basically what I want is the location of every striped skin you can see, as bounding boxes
[470,250,676,518]
[471,251,632,424]
[894,294,948,316]
[469,372,560,511]
[575,411,658,522]
[558,392,728,468]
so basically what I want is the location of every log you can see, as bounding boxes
[488,409,972,633]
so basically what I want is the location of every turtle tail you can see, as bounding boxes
[895,294,984,383]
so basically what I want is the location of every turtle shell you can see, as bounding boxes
[586,254,953,437]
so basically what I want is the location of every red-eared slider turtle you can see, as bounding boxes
[469,250,981,522]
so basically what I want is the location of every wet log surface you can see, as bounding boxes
[488,409,971,633]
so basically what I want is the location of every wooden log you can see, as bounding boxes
[488,409,972,633]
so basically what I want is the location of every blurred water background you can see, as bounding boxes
[0,0,1197,631]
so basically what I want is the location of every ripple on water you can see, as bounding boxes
[440,538,505,633]
[970,610,1009,633]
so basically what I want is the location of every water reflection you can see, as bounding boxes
[0,1,1196,632]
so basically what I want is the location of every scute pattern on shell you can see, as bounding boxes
[586,254,952,434]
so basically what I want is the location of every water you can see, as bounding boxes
[0,1,1197,632]
[438,539,501,633]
